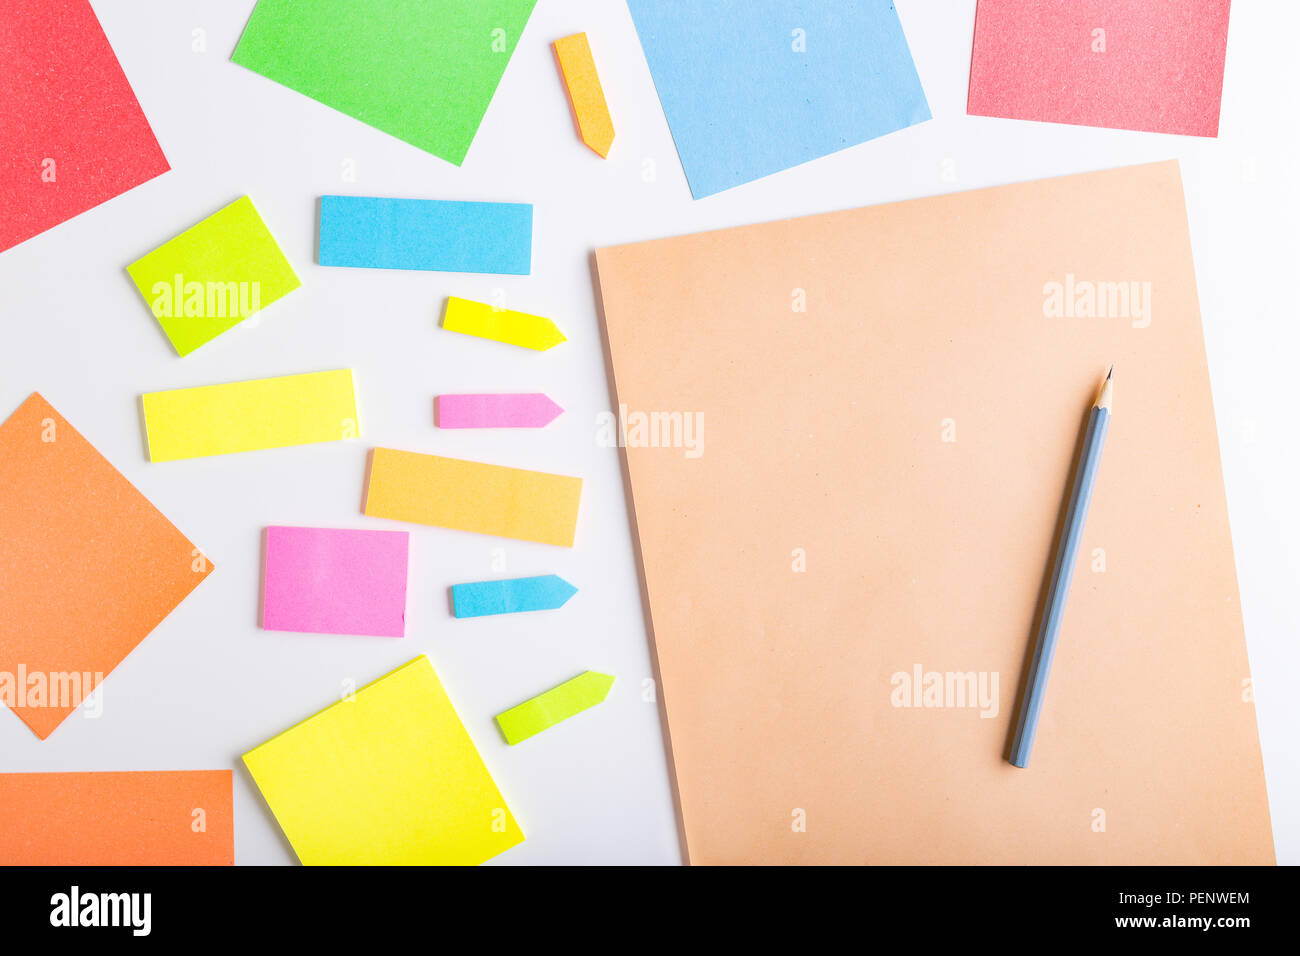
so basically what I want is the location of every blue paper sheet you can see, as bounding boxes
[317,196,532,273]
[625,0,931,198]
[452,575,578,618]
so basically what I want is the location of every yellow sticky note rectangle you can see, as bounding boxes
[364,448,582,547]
[143,369,359,462]
[243,656,523,866]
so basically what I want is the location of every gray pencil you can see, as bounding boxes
[1009,366,1113,769]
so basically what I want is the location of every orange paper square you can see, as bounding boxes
[0,393,213,739]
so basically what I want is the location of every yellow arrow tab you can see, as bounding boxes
[553,32,615,158]
[441,296,566,350]
[495,671,615,745]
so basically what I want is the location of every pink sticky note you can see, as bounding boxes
[436,393,564,429]
[262,527,408,637]
[967,0,1232,137]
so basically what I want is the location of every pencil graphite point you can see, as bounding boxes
[1095,365,1114,409]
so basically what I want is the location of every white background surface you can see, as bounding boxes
[1,0,1295,865]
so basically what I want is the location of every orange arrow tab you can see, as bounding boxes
[553,33,615,158]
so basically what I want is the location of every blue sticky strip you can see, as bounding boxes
[318,195,532,274]
[625,0,931,198]
[452,575,578,618]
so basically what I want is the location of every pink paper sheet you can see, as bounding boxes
[967,0,1232,137]
[262,526,408,637]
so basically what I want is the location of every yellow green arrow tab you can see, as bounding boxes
[441,296,566,350]
[495,671,614,745]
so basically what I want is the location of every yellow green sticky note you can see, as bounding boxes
[143,369,359,462]
[496,671,615,745]
[441,296,566,350]
[243,656,524,865]
[364,447,582,546]
[126,196,300,356]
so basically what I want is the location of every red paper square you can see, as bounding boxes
[0,0,169,253]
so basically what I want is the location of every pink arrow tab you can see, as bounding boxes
[436,393,564,429]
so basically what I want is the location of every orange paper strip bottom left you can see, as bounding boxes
[0,770,234,865]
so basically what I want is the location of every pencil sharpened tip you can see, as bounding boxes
[1095,365,1114,409]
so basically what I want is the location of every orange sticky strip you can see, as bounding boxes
[553,32,614,158]
[0,771,233,865]
[364,447,583,547]
[0,393,213,739]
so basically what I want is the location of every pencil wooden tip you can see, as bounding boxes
[1095,366,1114,409]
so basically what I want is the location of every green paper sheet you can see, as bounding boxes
[126,196,299,356]
[495,671,615,745]
[231,0,539,165]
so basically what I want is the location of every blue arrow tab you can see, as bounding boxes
[451,575,578,619]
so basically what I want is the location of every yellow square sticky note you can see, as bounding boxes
[127,196,300,356]
[142,369,359,462]
[243,656,524,866]
[364,447,583,546]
